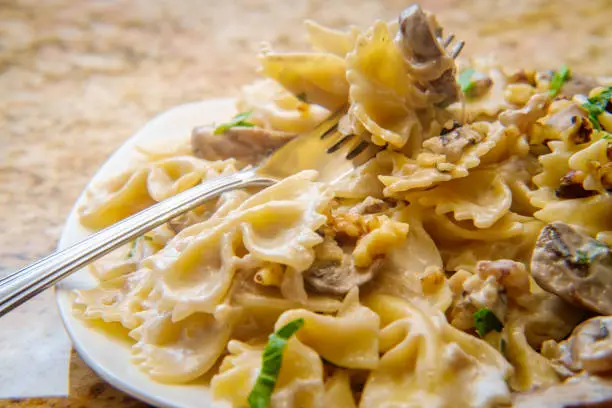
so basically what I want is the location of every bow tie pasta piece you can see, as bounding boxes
[424,211,525,244]
[146,156,236,202]
[504,316,560,392]
[78,156,238,229]
[258,47,349,111]
[130,303,241,383]
[352,215,409,268]
[230,276,343,341]
[364,205,453,312]
[529,128,612,235]
[140,171,331,321]
[211,341,262,406]
[74,267,154,330]
[330,159,388,199]
[534,194,612,236]
[237,79,331,134]
[346,21,455,151]
[378,121,522,196]
[450,56,511,122]
[304,20,361,57]
[529,140,575,207]
[442,217,543,273]
[323,370,357,408]
[405,170,512,229]
[275,288,380,369]
[361,294,512,408]
[497,155,541,216]
[79,167,154,230]
[211,337,325,408]
[568,137,612,193]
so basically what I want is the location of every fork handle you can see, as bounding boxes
[0,168,274,318]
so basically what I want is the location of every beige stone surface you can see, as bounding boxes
[2,0,612,405]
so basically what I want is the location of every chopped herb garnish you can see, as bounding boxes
[457,68,476,95]
[549,64,570,97]
[574,249,590,265]
[296,92,308,103]
[582,86,612,130]
[474,308,503,337]
[248,318,305,408]
[213,111,255,135]
[126,235,152,259]
[574,241,609,265]
[127,239,138,259]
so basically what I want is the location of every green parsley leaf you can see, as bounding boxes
[214,111,255,135]
[248,318,305,408]
[549,64,570,97]
[582,86,612,130]
[474,308,503,337]
[457,68,476,94]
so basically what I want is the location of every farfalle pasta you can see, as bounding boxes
[74,5,612,408]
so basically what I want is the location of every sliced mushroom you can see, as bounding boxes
[397,4,445,62]
[531,222,612,315]
[422,125,483,163]
[396,4,459,106]
[191,125,295,165]
[554,316,612,374]
[513,375,612,408]
[303,254,383,295]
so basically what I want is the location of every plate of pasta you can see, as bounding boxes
[56,4,612,408]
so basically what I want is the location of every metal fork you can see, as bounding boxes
[0,34,464,317]
[0,108,374,317]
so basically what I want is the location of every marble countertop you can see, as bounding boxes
[2,0,612,406]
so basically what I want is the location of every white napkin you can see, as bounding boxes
[0,288,70,398]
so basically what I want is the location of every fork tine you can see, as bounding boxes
[320,123,339,139]
[450,41,465,59]
[327,134,355,154]
[443,34,455,48]
[318,34,464,163]
[346,140,370,160]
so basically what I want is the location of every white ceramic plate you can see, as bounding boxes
[55,98,237,408]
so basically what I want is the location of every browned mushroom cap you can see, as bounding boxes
[303,254,384,296]
[531,222,612,315]
[555,316,612,375]
[513,375,612,408]
[191,125,295,165]
[396,5,459,106]
[397,5,445,62]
